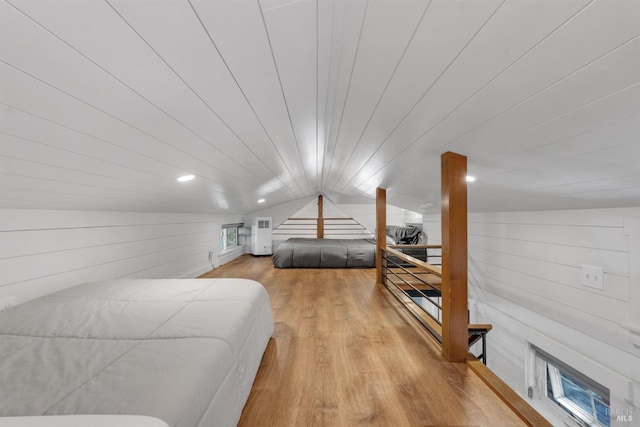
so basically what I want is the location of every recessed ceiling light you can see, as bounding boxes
[257,199,266,203]
[177,174,195,182]
[465,175,476,182]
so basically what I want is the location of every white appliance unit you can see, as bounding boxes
[251,217,273,255]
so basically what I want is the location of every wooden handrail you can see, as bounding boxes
[468,324,493,332]
[467,357,552,426]
[385,247,442,276]
[287,217,354,220]
[388,244,442,250]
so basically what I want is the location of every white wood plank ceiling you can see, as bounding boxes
[1,0,639,214]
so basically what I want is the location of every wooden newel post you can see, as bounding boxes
[317,195,324,239]
[441,152,468,363]
[376,187,386,284]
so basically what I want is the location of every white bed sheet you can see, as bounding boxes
[0,415,169,427]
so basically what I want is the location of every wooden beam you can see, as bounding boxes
[317,195,324,239]
[441,151,468,363]
[376,187,386,284]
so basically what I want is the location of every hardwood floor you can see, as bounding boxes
[200,255,526,427]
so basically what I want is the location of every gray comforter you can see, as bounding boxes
[0,278,274,427]
[272,238,375,268]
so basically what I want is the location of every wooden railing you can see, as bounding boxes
[381,246,491,363]
[375,152,550,425]
[387,244,442,266]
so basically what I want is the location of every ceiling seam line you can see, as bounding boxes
[0,222,222,233]
[478,113,640,180]
[320,0,340,190]
[0,151,230,200]
[0,130,225,192]
[324,0,370,191]
[501,160,640,191]
[349,4,638,193]
[356,47,640,194]
[496,150,636,189]
[2,1,267,188]
[461,78,640,161]
[103,0,282,194]
[187,0,302,196]
[350,7,640,196]
[0,58,259,187]
[0,186,192,205]
[358,80,640,194]
[503,173,640,194]
[316,0,320,192]
[337,0,596,192]
[0,99,255,192]
[330,0,433,191]
[256,0,314,194]
[340,0,508,192]
[458,34,640,155]
[0,169,221,203]
[553,179,640,194]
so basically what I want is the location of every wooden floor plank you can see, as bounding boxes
[200,255,528,426]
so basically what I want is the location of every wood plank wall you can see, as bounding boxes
[0,208,244,305]
[423,207,640,424]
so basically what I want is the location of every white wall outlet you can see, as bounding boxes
[582,265,604,290]
[0,298,16,311]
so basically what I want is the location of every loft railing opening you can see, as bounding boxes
[380,245,490,364]
[374,152,551,426]
[376,152,473,363]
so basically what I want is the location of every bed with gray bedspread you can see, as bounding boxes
[272,238,376,268]
[0,278,274,427]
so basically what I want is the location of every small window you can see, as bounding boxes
[220,223,241,251]
[533,345,610,427]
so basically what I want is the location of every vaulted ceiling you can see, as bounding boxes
[1,0,639,215]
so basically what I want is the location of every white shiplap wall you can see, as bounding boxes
[424,207,640,424]
[246,197,423,250]
[243,195,316,252]
[338,203,423,237]
[0,208,244,305]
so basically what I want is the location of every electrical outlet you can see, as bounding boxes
[0,298,16,311]
[582,265,604,290]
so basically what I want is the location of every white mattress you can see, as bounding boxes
[0,278,274,427]
[1,415,170,427]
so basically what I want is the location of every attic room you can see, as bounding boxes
[0,0,638,426]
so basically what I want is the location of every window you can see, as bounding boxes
[532,345,610,427]
[220,223,241,252]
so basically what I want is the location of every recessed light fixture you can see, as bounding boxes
[257,199,266,204]
[465,175,476,182]
[177,174,195,182]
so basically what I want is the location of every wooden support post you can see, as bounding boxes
[441,152,468,363]
[317,195,324,239]
[376,187,386,284]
